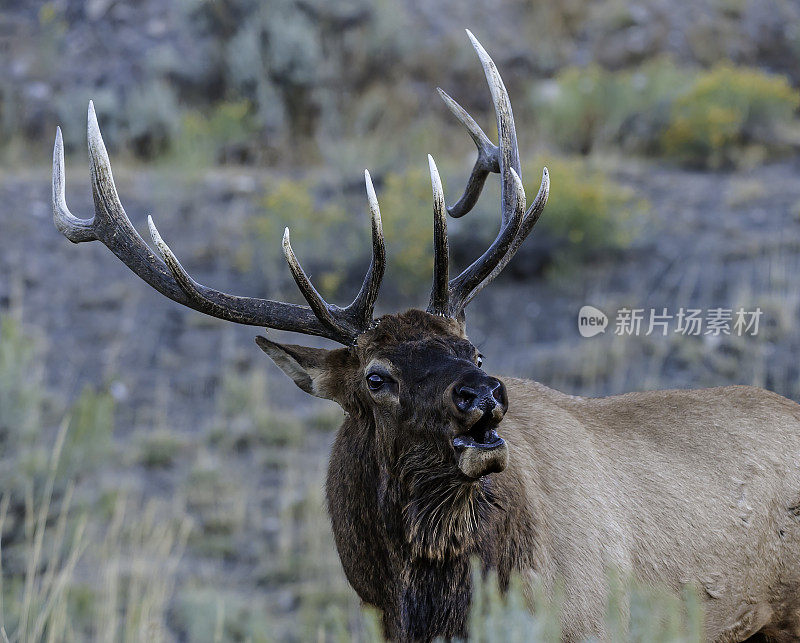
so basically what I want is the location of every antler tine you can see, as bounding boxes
[345,170,386,326]
[465,29,521,228]
[427,155,450,315]
[147,216,202,303]
[53,125,96,242]
[281,228,346,333]
[52,102,376,344]
[436,88,499,219]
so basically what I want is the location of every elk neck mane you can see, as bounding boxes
[394,442,504,560]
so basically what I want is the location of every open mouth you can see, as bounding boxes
[452,413,505,450]
[451,398,509,478]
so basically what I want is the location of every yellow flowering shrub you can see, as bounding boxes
[662,65,800,167]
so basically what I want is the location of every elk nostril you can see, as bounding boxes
[453,378,507,416]
[454,385,478,411]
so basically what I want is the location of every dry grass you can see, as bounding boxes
[0,416,192,642]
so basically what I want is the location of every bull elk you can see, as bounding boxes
[52,30,800,642]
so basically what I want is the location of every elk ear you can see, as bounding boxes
[255,336,354,402]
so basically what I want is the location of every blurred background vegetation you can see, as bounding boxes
[2,0,800,639]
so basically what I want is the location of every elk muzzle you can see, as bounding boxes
[450,372,509,479]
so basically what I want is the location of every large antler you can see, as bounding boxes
[427,30,550,318]
[52,102,384,345]
[54,32,543,340]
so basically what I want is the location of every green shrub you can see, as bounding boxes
[125,81,182,159]
[529,155,646,268]
[536,60,799,167]
[616,59,696,154]
[173,100,261,167]
[468,566,561,642]
[174,587,272,643]
[535,64,632,154]
[175,0,426,162]
[246,157,646,291]
[662,64,800,167]
[535,59,692,155]
[0,344,112,516]
[184,463,246,537]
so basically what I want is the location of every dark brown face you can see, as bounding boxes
[360,330,509,479]
[256,310,510,480]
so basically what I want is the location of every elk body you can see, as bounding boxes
[52,31,800,642]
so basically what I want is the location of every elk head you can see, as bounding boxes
[51,31,548,484]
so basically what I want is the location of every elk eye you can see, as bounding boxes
[366,373,386,390]
[476,355,484,368]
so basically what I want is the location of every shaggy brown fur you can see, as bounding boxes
[258,309,800,641]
